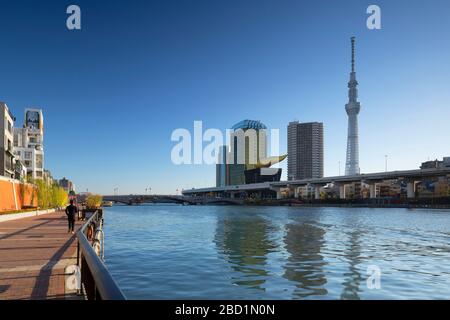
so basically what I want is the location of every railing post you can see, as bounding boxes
[81,255,96,300]
[76,241,80,266]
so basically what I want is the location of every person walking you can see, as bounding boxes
[65,200,78,234]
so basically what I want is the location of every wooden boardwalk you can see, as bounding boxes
[0,211,80,300]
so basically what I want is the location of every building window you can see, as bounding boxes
[36,154,43,168]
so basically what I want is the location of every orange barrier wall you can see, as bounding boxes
[0,178,38,212]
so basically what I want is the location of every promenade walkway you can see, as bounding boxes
[0,211,80,300]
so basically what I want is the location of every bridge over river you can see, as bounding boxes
[101,195,244,206]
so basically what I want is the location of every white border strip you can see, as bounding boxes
[0,209,57,223]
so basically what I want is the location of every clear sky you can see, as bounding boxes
[1,0,449,195]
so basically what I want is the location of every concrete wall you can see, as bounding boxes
[0,176,37,212]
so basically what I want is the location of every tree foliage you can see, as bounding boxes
[86,194,103,209]
[32,179,68,209]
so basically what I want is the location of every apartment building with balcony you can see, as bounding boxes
[0,102,16,179]
[13,109,45,180]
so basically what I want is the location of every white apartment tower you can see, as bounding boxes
[0,102,15,178]
[13,109,45,180]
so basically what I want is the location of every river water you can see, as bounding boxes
[103,205,450,299]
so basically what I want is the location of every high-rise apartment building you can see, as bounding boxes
[0,102,15,179]
[287,121,324,180]
[13,109,45,180]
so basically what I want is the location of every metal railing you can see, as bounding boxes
[76,209,126,300]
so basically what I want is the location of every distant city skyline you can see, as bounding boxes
[1,0,450,194]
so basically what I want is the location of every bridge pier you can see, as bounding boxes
[407,182,416,199]
[362,180,378,199]
[270,186,283,199]
[294,187,299,199]
[276,190,282,200]
[315,186,321,200]
[337,184,346,200]
[369,183,376,199]
[309,184,324,200]
[288,185,300,199]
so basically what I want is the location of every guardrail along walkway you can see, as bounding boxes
[0,211,79,300]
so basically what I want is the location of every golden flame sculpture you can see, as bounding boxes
[252,154,287,169]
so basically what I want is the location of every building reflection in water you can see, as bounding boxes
[283,222,328,298]
[340,230,363,300]
[214,213,277,290]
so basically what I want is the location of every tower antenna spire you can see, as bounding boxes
[351,36,355,73]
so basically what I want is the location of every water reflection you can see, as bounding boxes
[340,230,363,300]
[214,213,277,290]
[104,206,450,299]
[283,223,328,298]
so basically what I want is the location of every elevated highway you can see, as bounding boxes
[182,167,450,200]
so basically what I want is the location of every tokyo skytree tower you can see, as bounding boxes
[345,36,361,176]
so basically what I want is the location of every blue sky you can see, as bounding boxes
[1,0,449,194]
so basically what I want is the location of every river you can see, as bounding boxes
[103,205,450,299]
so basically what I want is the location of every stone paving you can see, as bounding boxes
[0,211,80,300]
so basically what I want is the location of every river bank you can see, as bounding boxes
[239,197,450,209]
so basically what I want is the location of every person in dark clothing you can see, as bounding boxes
[65,200,78,234]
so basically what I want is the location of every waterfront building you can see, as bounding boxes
[216,145,228,187]
[420,157,450,169]
[376,180,402,198]
[434,176,450,197]
[14,160,27,181]
[416,177,450,198]
[345,37,362,176]
[227,120,268,185]
[59,177,74,193]
[344,182,362,199]
[322,183,339,199]
[13,109,45,180]
[287,121,324,180]
[0,102,15,179]
[43,170,54,186]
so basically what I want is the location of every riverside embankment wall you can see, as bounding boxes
[0,176,37,212]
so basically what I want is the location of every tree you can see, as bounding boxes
[31,179,68,209]
[86,194,103,209]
